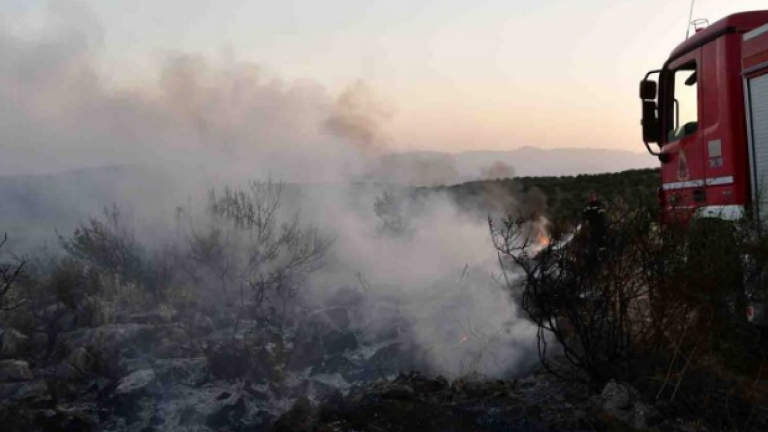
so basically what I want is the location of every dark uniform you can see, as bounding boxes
[582,195,607,270]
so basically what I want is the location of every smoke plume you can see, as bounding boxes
[0,4,537,378]
[324,81,393,155]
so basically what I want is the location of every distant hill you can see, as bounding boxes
[364,147,657,186]
[0,163,661,252]
[426,168,661,223]
[456,146,657,178]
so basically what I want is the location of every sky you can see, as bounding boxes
[1,0,767,154]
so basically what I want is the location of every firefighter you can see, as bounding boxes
[582,192,607,270]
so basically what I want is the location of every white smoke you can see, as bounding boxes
[300,186,537,377]
[0,4,366,181]
[0,4,538,378]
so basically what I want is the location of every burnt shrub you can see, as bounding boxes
[50,258,103,311]
[0,233,26,314]
[179,180,332,325]
[58,205,178,304]
[492,197,768,429]
[492,198,768,378]
[59,206,144,283]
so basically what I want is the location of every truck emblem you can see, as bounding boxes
[677,148,690,181]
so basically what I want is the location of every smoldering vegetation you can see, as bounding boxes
[0,11,543,425]
[9,171,768,432]
[491,197,768,432]
[0,175,546,431]
[0,6,545,431]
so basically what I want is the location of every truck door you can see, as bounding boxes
[744,22,768,222]
[661,50,706,215]
[746,71,768,222]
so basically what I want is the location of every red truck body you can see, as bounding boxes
[641,11,768,224]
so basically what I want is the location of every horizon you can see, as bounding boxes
[0,146,657,184]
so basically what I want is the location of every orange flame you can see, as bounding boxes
[537,230,550,247]
[535,219,551,248]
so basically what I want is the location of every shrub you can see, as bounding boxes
[491,198,768,383]
[59,205,144,283]
[182,180,332,320]
[58,205,177,303]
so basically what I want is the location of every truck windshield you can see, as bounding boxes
[668,62,698,141]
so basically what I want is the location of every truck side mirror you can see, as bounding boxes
[642,100,660,143]
[640,80,657,100]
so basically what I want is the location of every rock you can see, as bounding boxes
[114,369,155,396]
[0,360,33,382]
[591,380,659,431]
[322,330,358,355]
[632,401,660,430]
[205,394,246,431]
[56,347,94,380]
[153,358,208,386]
[597,380,638,411]
[0,329,28,358]
[12,380,50,403]
[108,369,157,426]
[40,303,77,332]
[0,380,50,404]
[244,383,269,401]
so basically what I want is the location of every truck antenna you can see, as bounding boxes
[685,0,696,39]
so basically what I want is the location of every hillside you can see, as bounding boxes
[0,166,661,252]
[456,146,656,178]
[428,167,660,222]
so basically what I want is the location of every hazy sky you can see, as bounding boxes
[2,0,767,153]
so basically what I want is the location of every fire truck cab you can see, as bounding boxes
[640,11,768,223]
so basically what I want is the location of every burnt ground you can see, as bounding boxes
[1,284,763,432]
[271,368,595,432]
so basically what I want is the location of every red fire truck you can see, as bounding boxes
[640,11,768,324]
[640,11,768,224]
